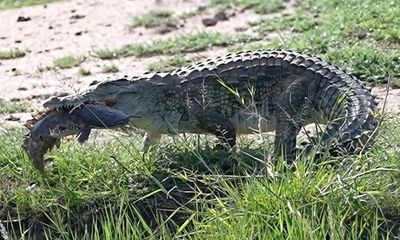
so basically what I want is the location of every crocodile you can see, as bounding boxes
[40,50,379,163]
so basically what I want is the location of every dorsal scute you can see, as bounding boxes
[89,50,364,93]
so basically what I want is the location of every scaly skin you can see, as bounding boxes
[43,50,379,162]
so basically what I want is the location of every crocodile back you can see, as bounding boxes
[163,50,379,148]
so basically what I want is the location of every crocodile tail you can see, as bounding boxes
[312,65,379,151]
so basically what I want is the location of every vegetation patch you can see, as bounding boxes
[1,118,400,239]
[101,63,119,73]
[0,48,26,60]
[118,32,231,57]
[244,0,400,84]
[211,0,289,14]
[53,55,85,69]
[93,32,257,59]
[93,49,118,60]
[0,99,30,113]
[147,55,193,72]
[78,67,91,76]
[0,0,58,10]
[130,10,178,28]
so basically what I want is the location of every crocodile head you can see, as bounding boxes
[43,77,166,129]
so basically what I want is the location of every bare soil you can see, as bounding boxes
[0,0,398,129]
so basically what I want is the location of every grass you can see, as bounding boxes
[240,0,400,85]
[0,48,25,60]
[1,119,400,239]
[78,67,91,76]
[93,32,257,60]
[53,56,85,69]
[211,0,289,14]
[93,49,118,60]
[0,0,58,10]
[147,55,193,72]
[130,10,178,28]
[0,99,30,113]
[101,64,119,73]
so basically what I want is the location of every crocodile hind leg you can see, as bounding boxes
[195,110,236,149]
[274,77,313,163]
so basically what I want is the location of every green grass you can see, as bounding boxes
[93,32,256,60]
[101,63,119,73]
[115,32,232,57]
[211,0,289,14]
[1,119,400,239]
[93,49,118,60]
[0,99,30,113]
[78,67,91,76]
[147,55,193,72]
[0,0,58,10]
[0,48,25,60]
[130,10,178,28]
[240,0,400,84]
[53,56,85,69]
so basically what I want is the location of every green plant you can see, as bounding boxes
[0,99,30,113]
[0,48,25,60]
[78,67,91,76]
[147,55,192,72]
[101,63,119,73]
[54,55,85,69]
[0,0,59,10]
[130,10,178,28]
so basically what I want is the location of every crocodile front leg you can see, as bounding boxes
[274,77,313,163]
[195,110,236,148]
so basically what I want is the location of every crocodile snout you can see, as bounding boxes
[43,96,83,110]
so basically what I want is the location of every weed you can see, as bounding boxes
[0,0,58,10]
[130,10,178,28]
[211,0,288,14]
[147,55,192,72]
[78,67,91,76]
[118,32,242,58]
[54,55,84,69]
[0,99,30,113]
[0,48,26,60]
[101,64,119,73]
[36,64,53,73]
[93,49,118,60]
[93,32,257,60]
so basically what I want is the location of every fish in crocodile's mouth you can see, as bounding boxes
[22,104,130,173]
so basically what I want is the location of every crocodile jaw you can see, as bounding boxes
[43,93,116,110]
[43,95,87,110]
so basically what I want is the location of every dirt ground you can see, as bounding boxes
[0,0,398,128]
